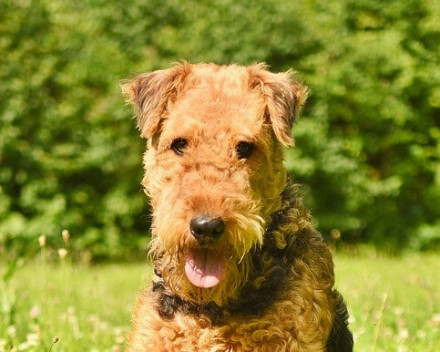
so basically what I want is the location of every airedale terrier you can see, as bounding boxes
[122,63,353,352]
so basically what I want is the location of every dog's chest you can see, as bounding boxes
[154,297,327,352]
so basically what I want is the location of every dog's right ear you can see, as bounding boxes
[121,63,190,139]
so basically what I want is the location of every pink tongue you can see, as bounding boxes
[185,249,225,288]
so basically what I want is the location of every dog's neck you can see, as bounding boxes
[151,180,315,323]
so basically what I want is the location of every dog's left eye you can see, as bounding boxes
[171,138,188,156]
[236,142,254,159]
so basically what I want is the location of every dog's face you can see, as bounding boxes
[123,63,307,305]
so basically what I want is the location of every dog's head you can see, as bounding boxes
[122,63,307,305]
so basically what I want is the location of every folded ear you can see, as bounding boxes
[248,64,308,146]
[121,63,190,139]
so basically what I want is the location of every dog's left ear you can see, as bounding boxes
[248,64,308,146]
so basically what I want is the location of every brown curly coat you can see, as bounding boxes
[122,63,352,352]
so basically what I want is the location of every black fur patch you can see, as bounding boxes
[326,291,353,352]
[152,281,180,319]
[225,181,310,316]
[152,279,224,323]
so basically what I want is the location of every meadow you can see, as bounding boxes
[1,250,439,352]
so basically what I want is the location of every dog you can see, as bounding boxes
[122,62,353,352]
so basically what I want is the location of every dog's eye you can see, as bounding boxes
[236,142,254,159]
[171,138,188,156]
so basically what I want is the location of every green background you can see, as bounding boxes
[1,0,439,260]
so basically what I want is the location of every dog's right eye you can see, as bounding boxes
[171,138,188,156]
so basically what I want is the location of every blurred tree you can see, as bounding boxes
[0,0,439,259]
[0,0,148,260]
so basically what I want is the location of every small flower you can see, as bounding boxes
[393,307,404,316]
[115,335,124,344]
[26,333,39,346]
[58,248,68,259]
[113,327,123,336]
[17,342,30,351]
[6,325,17,339]
[430,313,440,326]
[0,339,8,350]
[38,235,46,247]
[398,328,409,340]
[417,330,427,340]
[348,315,356,324]
[67,306,76,316]
[330,229,341,240]
[62,229,70,244]
[49,337,59,352]
[29,306,40,319]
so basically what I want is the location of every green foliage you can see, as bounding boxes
[286,0,440,249]
[0,0,148,260]
[0,0,439,258]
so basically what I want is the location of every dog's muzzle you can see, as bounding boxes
[185,215,226,288]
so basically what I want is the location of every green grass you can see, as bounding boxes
[335,251,440,352]
[0,259,151,352]
[1,251,439,351]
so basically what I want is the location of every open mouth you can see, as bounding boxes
[184,248,225,288]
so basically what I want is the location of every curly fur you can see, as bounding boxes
[122,63,352,352]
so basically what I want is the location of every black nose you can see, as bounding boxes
[190,216,225,241]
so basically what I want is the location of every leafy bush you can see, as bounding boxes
[0,0,148,260]
[0,0,439,259]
